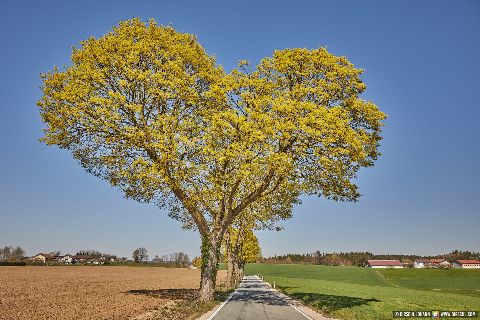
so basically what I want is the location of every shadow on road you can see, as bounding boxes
[239,280,266,289]
[231,290,290,306]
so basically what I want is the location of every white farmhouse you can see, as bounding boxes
[61,254,73,264]
[430,259,450,268]
[452,260,480,269]
[31,253,52,263]
[414,259,431,268]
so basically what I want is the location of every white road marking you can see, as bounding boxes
[209,275,314,320]
[287,299,315,320]
[206,287,239,320]
[270,286,313,320]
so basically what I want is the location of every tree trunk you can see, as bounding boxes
[227,253,235,288]
[232,260,242,285]
[199,235,220,301]
[237,263,245,282]
[224,231,235,289]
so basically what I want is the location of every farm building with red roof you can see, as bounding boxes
[414,258,450,268]
[367,260,403,268]
[452,260,480,269]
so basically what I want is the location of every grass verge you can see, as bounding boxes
[131,285,235,320]
[246,263,479,320]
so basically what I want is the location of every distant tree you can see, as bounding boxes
[50,250,61,256]
[192,256,202,269]
[0,246,11,261]
[160,252,190,267]
[237,230,261,281]
[175,252,190,267]
[0,246,25,262]
[223,203,285,288]
[313,251,323,265]
[12,247,26,261]
[132,247,148,263]
[224,228,261,286]
[133,248,140,263]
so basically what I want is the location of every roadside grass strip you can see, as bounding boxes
[246,264,480,320]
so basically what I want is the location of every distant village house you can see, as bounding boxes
[31,253,109,264]
[31,253,52,263]
[53,254,73,264]
[414,259,450,268]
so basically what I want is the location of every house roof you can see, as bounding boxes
[415,258,448,264]
[367,260,403,266]
[34,253,52,258]
[455,260,480,264]
[415,259,431,263]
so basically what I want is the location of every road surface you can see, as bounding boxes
[209,275,310,320]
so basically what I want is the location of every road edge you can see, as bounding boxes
[196,287,239,320]
[264,281,338,320]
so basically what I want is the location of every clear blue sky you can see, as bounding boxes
[1,1,479,259]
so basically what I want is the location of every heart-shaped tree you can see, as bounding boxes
[38,18,386,301]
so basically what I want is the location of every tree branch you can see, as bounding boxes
[144,147,209,237]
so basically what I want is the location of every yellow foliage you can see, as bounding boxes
[38,18,386,240]
[225,228,261,264]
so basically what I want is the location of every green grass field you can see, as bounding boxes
[245,264,480,320]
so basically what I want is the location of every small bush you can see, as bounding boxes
[0,261,26,266]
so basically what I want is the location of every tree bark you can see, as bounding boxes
[227,255,235,288]
[237,263,245,282]
[232,260,242,285]
[225,231,235,288]
[199,235,221,301]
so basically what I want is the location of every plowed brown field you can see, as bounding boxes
[0,266,225,320]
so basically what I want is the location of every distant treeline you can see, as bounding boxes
[0,246,25,262]
[259,250,480,267]
[151,252,190,267]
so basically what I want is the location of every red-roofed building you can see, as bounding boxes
[430,259,450,267]
[31,253,52,263]
[367,260,403,268]
[452,260,480,269]
[414,259,450,268]
[429,259,448,264]
[414,259,431,268]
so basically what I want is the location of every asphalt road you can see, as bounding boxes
[210,275,310,320]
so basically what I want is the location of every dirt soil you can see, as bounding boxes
[0,266,225,320]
